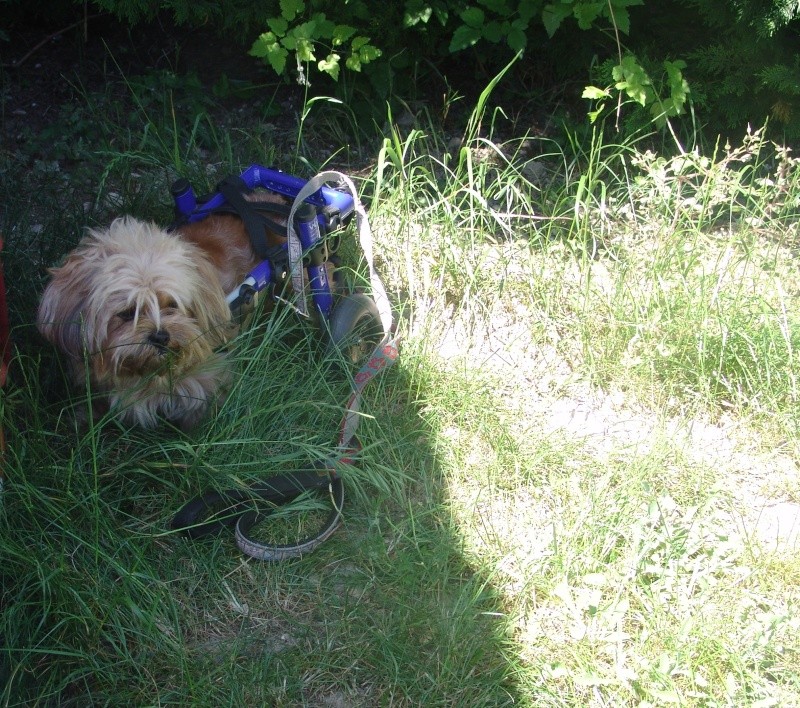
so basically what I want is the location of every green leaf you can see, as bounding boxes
[542,3,573,37]
[285,19,319,62]
[285,23,318,62]
[613,55,653,106]
[268,17,288,36]
[295,37,315,62]
[404,0,433,27]
[449,24,482,51]
[649,99,669,127]
[280,0,304,22]
[582,85,611,99]
[312,12,335,38]
[432,5,450,25]
[664,59,688,91]
[358,43,382,63]
[507,26,527,52]
[332,24,357,46]
[292,19,318,40]
[249,32,276,58]
[460,6,485,28]
[269,46,289,75]
[318,53,341,80]
[610,6,631,33]
[249,32,291,76]
[650,59,690,120]
[344,37,381,70]
[608,0,645,32]
[250,34,289,75]
[518,1,537,23]
[573,2,603,30]
[482,21,504,43]
[478,0,512,14]
[588,105,606,123]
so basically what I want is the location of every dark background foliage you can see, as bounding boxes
[2,0,799,143]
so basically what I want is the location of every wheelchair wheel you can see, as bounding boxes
[326,293,383,367]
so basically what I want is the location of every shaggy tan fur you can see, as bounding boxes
[37,208,282,429]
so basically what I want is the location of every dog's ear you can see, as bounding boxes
[37,255,91,358]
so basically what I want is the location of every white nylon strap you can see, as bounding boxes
[286,171,393,336]
[231,172,398,560]
[287,170,398,454]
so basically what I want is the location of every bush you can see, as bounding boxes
[4,0,799,140]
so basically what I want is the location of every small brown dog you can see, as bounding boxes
[37,206,283,430]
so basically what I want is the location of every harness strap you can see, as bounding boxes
[235,172,398,559]
[172,169,398,561]
[207,203,290,234]
[216,176,290,259]
[285,172,398,453]
[286,171,393,335]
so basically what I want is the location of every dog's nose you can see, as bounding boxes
[148,329,170,350]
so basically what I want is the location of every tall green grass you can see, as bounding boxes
[363,108,800,705]
[2,61,800,705]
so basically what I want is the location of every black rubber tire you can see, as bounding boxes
[326,293,383,367]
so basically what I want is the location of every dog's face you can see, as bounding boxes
[38,216,235,428]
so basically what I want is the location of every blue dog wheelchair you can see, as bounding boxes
[169,165,397,561]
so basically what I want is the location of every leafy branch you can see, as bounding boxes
[249,0,381,83]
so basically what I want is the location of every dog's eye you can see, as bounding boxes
[164,299,178,311]
[117,307,136,322]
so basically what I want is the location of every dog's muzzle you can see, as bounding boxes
[148,329,170,352]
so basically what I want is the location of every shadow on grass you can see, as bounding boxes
[0,248,521,706]
[0,36,524,698]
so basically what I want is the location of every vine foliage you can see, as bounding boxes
[4,0,799,137]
